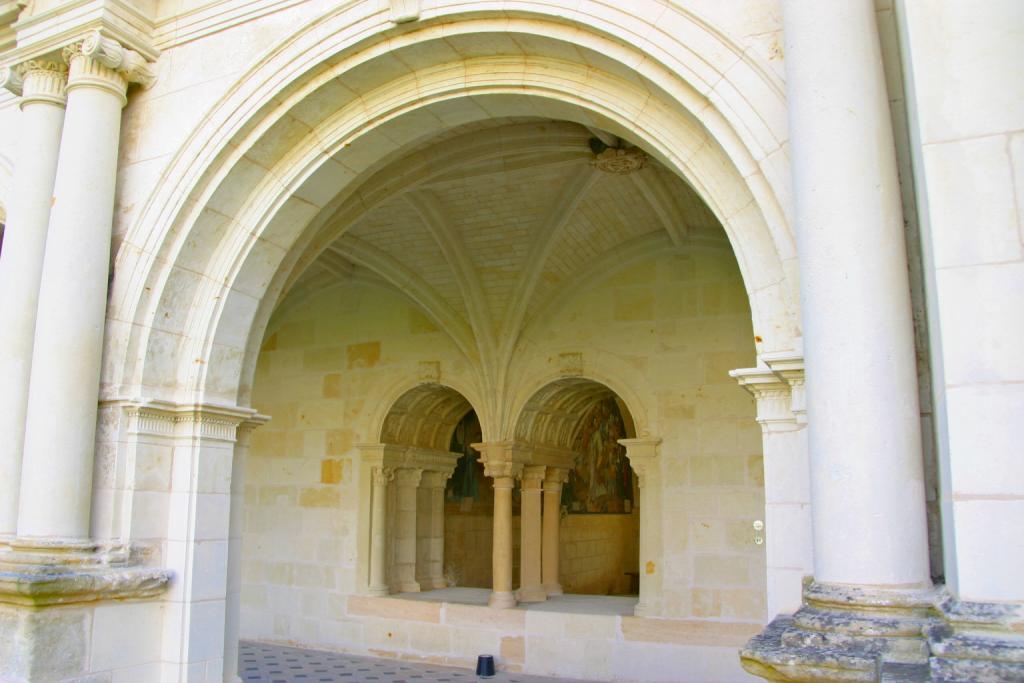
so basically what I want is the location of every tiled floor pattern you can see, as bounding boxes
[239,642,602,683]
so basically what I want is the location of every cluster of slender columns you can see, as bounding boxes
[366,459,455,597]
[0,32,154,548]
[364,444,573,610]
[475,447,572,610]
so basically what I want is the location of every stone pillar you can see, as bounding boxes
[391,467,422,593]
[368,466,393,596]
[518,465,546,603]
[416,470,450,590]
[618,439,661,617]
[17,32,154,542]
[731,357,812,618]
[0,60,67,539]
[783,0,930,591]
[483,459,522,609]
[542,468,568,596]
[223,416,268,683]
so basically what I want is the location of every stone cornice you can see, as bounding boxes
[5,0,156,65]
[0,2,26,52]
[151,0,307,50]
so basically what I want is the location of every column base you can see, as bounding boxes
[417,575,449,591]
[517,585,547,603]
[0,538,170,606]
[391,580,420,593]
[741,581,937,683]
[489,590,517,609]
[366,585,390,597]
[543,582,563,596]
[927,594,1024,683]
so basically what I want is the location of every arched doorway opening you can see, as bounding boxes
[512,379,639,600]
[104,5,799,678]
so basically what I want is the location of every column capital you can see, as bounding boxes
[419,469,449,489]
[543,467,570,489]
[731,367,797,433]
[62,30,155,103]
[371,466,395,487]
[484,461,522,481]
[393,467,422,487]
[521,465,546,489]
[1,58,67,106]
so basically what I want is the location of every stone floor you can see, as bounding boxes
[240,642,603,683]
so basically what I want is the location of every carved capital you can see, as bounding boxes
[1,58,67,105]
[521,465,547,489]
[484,461,523,481]
[371,466,395,487]
[543,467,570,492]
[393,467,423,488]
[419,470,449,489]
[62,30,155,102]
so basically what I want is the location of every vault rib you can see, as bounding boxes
[497,164,600,368]
[403,191,496,366]
[630,169,690,248]
[333,235,477,361]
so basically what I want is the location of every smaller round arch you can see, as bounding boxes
[379,383,475,451]
[513,377,637,451]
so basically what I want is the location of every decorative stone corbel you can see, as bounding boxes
[617,437,660,488]
[389,0,420,24]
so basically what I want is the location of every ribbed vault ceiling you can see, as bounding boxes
[287,118,728,369]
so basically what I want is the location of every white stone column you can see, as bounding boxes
[17,32,155,542]
[0,60,67,539]
[391,467,422,593]
[619,438,661,617]
[541,468,568,596]
[416,470,450,590]
[783,0,931,588]
[368,466,393,596]
[518,465,546,603]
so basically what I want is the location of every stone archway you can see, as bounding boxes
[97,4,802,678]
[511,378,644,606]
[358,384,476,596]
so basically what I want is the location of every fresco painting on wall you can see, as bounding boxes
[563,397,633,514]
